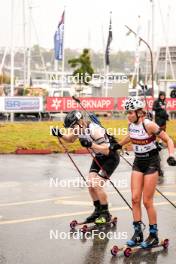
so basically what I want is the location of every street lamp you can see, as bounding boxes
[125,25,154,98]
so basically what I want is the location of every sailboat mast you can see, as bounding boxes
[27,1,32,87]
[22,0,26,86]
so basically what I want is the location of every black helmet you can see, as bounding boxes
[64,110,83,128]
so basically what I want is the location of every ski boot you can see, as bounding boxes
[127,221,144,247]
[141,224,159,249]
[86,200,101,223]
[95,204,111,225]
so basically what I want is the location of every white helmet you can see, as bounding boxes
[123,97,145,111]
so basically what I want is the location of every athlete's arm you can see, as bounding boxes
[146,122,175,157]
[90,126,110,155]
[62,133,78,143]
[51,127,78,143]
[119,134,131,146]
[91,142,109,155]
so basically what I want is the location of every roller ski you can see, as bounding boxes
[70,206,100,230]
[111,224,169,257]
[70,212,117,233]
[111,221,143,256]
[70,202,117,233]
[111,238,169,257]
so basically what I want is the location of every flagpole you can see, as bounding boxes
[105,11,112,97]
[131,15,140,87]
[54,35,58,82]
[105,65,109,97]
[54,9,65,99]
[22,0,26,87]
[27,1,32,87]
[61,8,65,97]
[10,0,14,122]
[101,24,106,78]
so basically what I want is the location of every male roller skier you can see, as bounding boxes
[52,110,120,224]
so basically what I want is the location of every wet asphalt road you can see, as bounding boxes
[0,150,176,264]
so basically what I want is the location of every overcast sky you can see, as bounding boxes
[1,0,176,52]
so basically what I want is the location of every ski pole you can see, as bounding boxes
[72,96,102,126]
[57,137,87,183]
[58,137,129,192]
[86,148,146,229]
[87,148,133,211]
[72,96,141,211]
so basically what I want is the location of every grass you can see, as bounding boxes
[0,119,175,154]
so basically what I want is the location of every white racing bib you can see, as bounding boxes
[129,119,157,154]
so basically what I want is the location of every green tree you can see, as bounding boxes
[68,48,94,85]
[0,73,10,84]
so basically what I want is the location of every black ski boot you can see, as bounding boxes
[141,224,159,249]
[86,200,101,223]
[127,221,144,247]
[95,204,111,225]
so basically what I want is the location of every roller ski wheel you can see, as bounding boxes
[111,245,119,256]
[112,217,118,227]
[124,247,132,257]
[162,239,169,249]
[70,220,78,229]
[80,225,88,234]
[111,244,126,257]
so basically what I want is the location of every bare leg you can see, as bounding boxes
[131,171,144,221]
[93,174,107,205]
[88,172,99,201]
[143,171,158,224]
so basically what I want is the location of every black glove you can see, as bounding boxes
[155,142,164,152]
[79,138,92,148]
[146,111,153,120]
[51,127,63,138]
[167,156,176,166]
[109,143,122,151]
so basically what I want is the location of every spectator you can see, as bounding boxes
[152,91,169,177]
[152,91,169,131]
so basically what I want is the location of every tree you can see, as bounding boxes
[68,49,94,86]
[0,73,10,84]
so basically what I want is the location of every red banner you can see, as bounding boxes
[46,97,114,112]
[117,97,176,111]
[46,97,176,112]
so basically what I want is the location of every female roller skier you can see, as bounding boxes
[52,110,120,224]
[115,97,176,248]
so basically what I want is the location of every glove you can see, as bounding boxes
[109,143,122,151]
[51,127,63,138]
[146,111,153,120]
[79,138,92,148]
[167,156,176,166]
[155,142,164,152]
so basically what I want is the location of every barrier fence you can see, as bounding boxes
[0,96,176,113]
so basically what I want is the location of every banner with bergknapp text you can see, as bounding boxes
[46,97,114,112]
